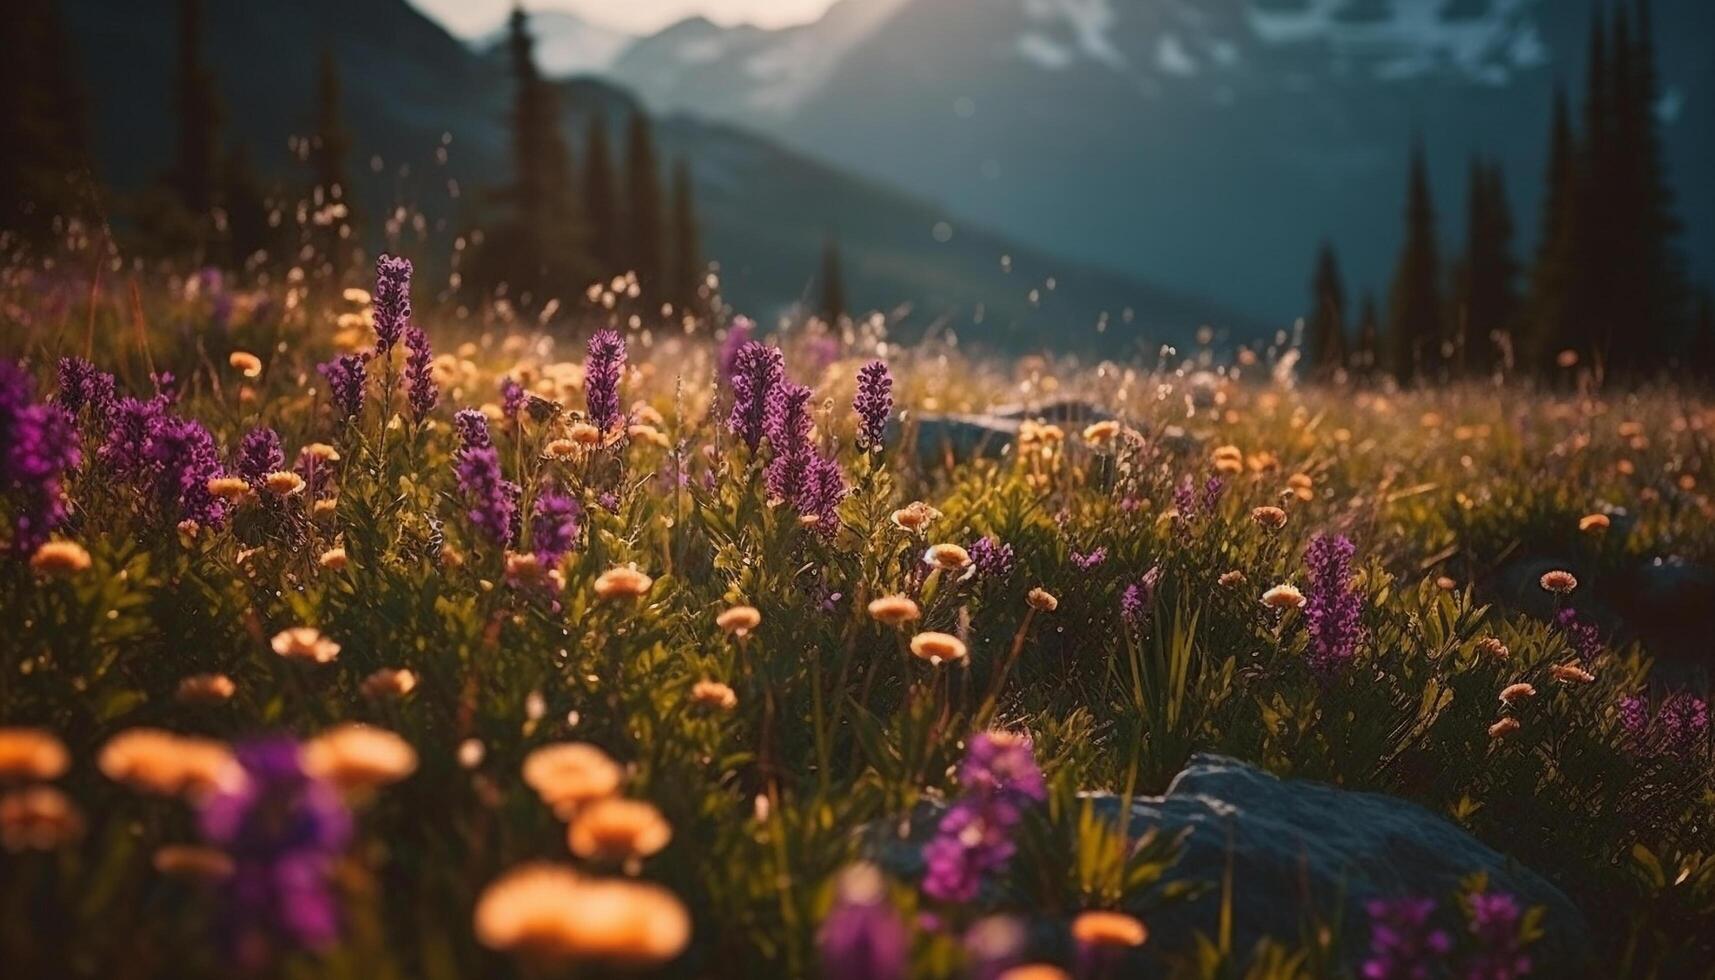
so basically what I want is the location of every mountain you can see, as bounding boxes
[476,9,633,76]
[56,0,1258,354]
[605,0,1714,323]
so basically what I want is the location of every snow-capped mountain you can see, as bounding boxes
[603,0,1713,321]
[479,8,634,76]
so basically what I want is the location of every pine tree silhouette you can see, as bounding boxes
[1354,293,1381,384]
[310,48,356,276]
[172,0,220,218]
[667,158,701,315]
[583,114,620,280]
[820,235,847,324]
[1386,140,1443,385]
[0,0,90,243]
[1526,85,1577,375]
[1623,0,1688,370]
[623,111,664,295]
[1453,157,1517,377]
[1307,241,1347,381]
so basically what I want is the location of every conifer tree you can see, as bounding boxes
[172,0,221,217]
[310,48,356,275]
[666,158,701,314]
[484,6,589,301]
[1307,241,1347,380]
[623,111,664,295]
[820,235,847,324]
[1386,140,1443,384]
[583,114,620,279]
[1454,158,1517,376]
[222,142,274,266]
[1526,85,1577,374]
[1354,293,1381,383]
[0,0,90,243]
[1620,0,1687,371]
[1565,9,1615,370]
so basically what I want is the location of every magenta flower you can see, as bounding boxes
[727,341,784,453]
[404,326,438,422]
[853,360,892,451]
[371,253,412,354]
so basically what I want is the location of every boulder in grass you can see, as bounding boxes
[875,753,1592,974]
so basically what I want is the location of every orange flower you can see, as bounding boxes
[1250,505,1287,530]
[867,594,921,626]
[228,351,263,378]
[474,865,690,966]
[1550,663,1596,684]
[568,422,603,447]
[98,729,241,798]
[1217,570,1246,588]
[890,501,941,532]
[594,566,653,600]
[302,724,418,792]
[689,680,738,711]
[1081,420,1122,445]
[0,727,70,781]
[924,543,972,572]
[300,442,341,463]
[153,844,235,879]
[1488,717,1521,738]
[997,967,1072,980]
[1026,587,1058,612]
[271,627,341,664]
[715,605,761,636]
[361,668,419,700]
[29,541,91,576]
[1,786,84,852]
[566,798,672,862]
[319,547,349,570]
[206,476,252,501]
[176,673,237,705]
[1499,683,1536,705]
[1474,637,1509,660]
[1261,584,1305,609]
[264,471,306,496]
[1578,513,1610,532]
[1071,910,1149,949]
[910,632,967,664]
[523,743,622,817]
[1539,570,1578,595]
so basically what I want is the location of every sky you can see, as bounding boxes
[408,0,841,37]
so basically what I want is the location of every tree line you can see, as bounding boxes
[1304,0,1711,386]
[0,0,704,312]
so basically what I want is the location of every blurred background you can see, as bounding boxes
[4,0,1712,373]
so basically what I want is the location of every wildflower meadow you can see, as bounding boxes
[3,250,1714,980]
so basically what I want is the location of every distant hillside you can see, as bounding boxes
[603,0,1714,322]
[58,0,1263,354]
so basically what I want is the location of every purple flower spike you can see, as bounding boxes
[1305,533,1363,677]
[818,865,908,980]
[531,486,581,568]
[921,732,1044,904]
[1361,896,1452,980]
[371,254,412,354]
[318,353,367,422]
[854,360,892,451]
[236,427,284,487]
[2,362,82,554]
[404,326,438,422]
[455,444,518,548]
[584,328,627,434]
[727,342,784,453]
[199,738,352,971]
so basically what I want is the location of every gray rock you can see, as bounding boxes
[873,753,1592,973]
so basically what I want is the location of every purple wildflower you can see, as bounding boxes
[530,487,581,568]
[2,363,82,554]
[236,427,284,487]
[144,415,228,529]
[597,491,621,514]
[371,253,412,354]
[1658,693,1710,759]
[453,408,491,452]
[718,316,755,383]
[198,738,352,970]
[1122,566,1162,629]
[318,353,367,421]
[853,360,893,451]
[817,865,908,980]
[765,382,815,502]
[1071,547,1107,571]
[55,357,116,422]
[1552,608,1602,663]
[1618,694,1651,744]
[1200,475,1226,513]
[801,454,847,536]
[404,326,438,422]
[1464,891,1532,980]
[1305,534,1364,676]
[727,342,784,453]
[970,537,1015,580]
[584,329,627,434]
[100,395,166,481]
[499,377,526,421]
[1173,476,1198,520]
[921,733,1044,904]
[455,445,517,547]
[1362,896,1452,980]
